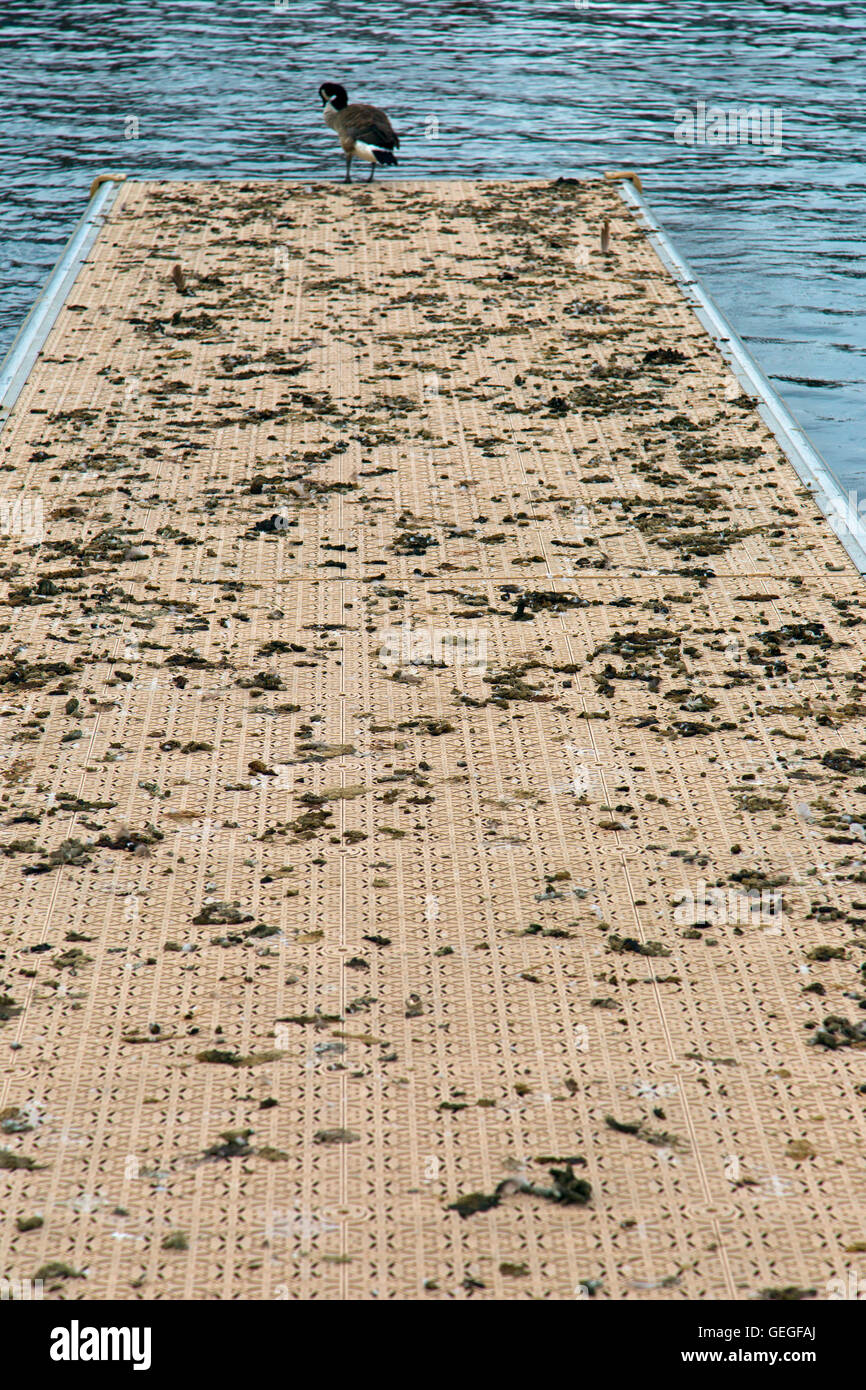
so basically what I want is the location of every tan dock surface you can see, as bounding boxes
[1,178,865,1301]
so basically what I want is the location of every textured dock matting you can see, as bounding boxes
[1,178,865,1301]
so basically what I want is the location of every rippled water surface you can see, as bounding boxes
[1,1,863,484]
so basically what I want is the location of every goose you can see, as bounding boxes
[318,82,400,183]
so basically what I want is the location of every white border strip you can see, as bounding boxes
[0,178,123,432]
[619,180,866,574]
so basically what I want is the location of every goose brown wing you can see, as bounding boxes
[344,102,400,150]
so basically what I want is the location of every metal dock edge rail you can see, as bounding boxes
[618,179,866,573]
[0,176,125,433]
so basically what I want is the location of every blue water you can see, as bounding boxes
[1,1,863,485]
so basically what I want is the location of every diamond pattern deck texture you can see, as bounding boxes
[0,177,864,1302]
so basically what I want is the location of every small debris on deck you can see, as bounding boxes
[0,178,864,1300]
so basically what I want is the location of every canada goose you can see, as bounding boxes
[318,82,400,183]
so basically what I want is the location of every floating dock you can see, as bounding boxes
[1,177,865,1301]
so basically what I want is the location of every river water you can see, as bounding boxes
[1,1,862,485]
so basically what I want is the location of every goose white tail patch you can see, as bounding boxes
[352,141,378,164]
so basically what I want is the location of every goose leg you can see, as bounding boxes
[367,162,376,182]
[344,156,352,184]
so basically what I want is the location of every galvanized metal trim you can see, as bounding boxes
[0,178,123,433]
[618,179,866,575]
